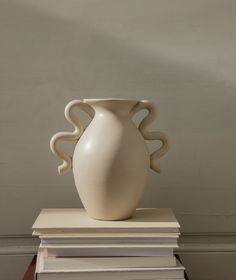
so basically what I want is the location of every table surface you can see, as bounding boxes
[22,255,37,280]
[23,255,189,280]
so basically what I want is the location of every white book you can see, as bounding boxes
[44,245,174,257]
[37,273,185,280]
[41,241,178,256]
[40,235,179,245]
[36,249,185,280]
[41,242,178,249]
[33,208,180,235]
[37,232,180,238]
[41,256,176,270]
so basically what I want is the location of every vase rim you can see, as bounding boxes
[83,98,137,102]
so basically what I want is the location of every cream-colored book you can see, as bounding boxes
[36,249,185,280]
[38,252,176,271]
[40,235,179,257]
[40,235,179,245]
[43,245,175,257]
[33,208,180,235]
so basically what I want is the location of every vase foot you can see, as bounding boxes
[88,212,133,221]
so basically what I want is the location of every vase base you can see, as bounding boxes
[88,213,133,221]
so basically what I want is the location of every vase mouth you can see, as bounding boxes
[83,98,137,103]
[83,98,138,115]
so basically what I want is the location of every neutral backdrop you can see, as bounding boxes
[0,0,236,279]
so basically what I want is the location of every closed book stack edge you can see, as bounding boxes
[32,208,185,280]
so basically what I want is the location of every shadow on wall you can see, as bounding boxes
[1,0,235,134]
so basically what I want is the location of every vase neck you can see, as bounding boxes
[83,99,138,118]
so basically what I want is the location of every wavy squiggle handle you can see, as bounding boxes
[131,100,170,173]
[50,100,94,175]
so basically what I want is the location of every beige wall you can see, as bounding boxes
[1,1,236,279]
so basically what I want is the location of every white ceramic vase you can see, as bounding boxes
[50,99,170,220]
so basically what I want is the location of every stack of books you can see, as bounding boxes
[32,208,185,280]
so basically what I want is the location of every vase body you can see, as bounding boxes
[50,98,170,220]
[73,99,150,220]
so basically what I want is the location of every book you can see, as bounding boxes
[37,271,185,280]
[43,245,175,257]
[40,234,179,245]
[36,249,184,280]
[33,208,180,235]
[40,255,176,270]
[39,233,179,257]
